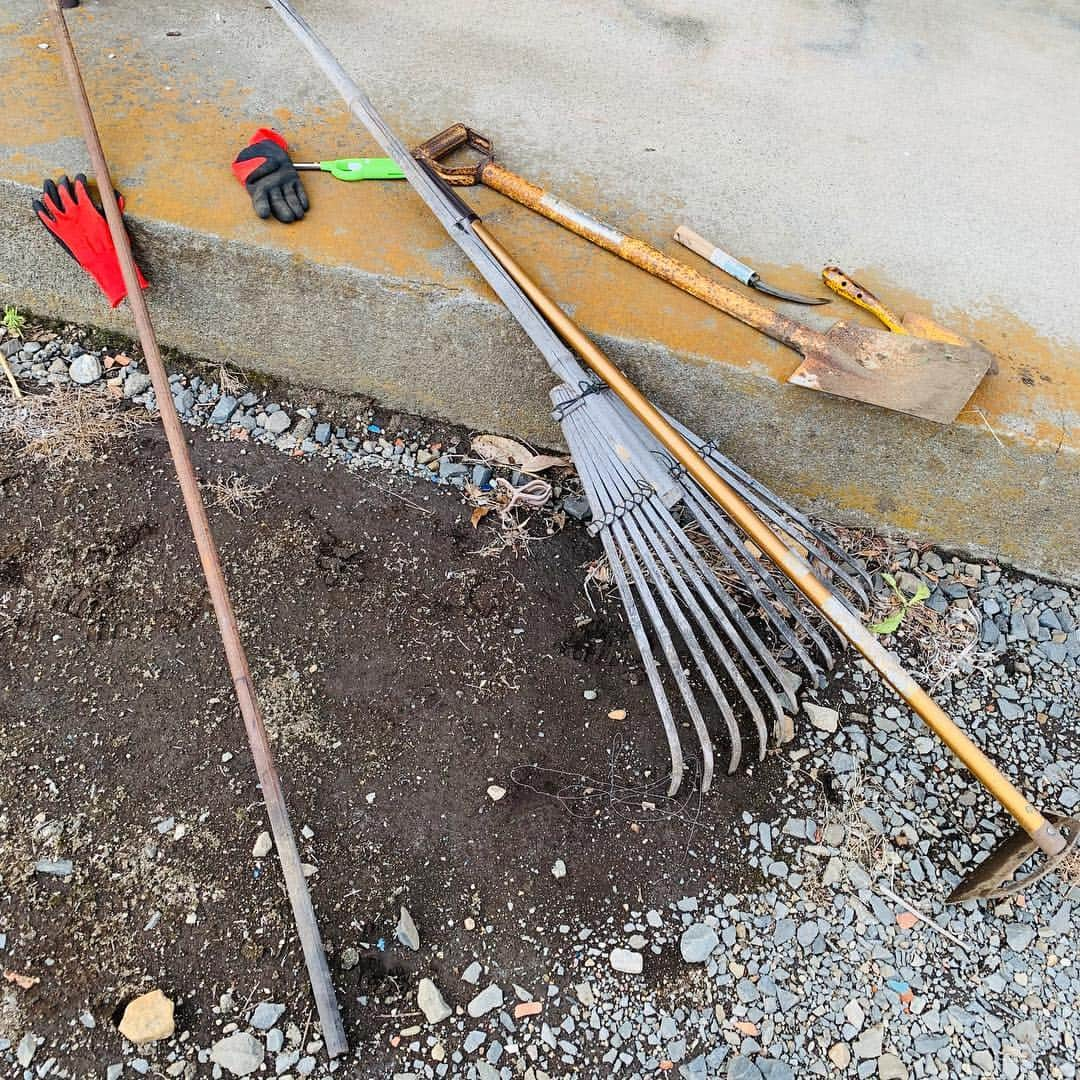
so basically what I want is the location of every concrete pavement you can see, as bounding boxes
[2,1,1077,578]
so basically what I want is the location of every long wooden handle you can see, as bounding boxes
[45,0,348,1054]
[479,161,820,355]
[470,218,1066,859]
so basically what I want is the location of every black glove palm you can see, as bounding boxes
[232,128,309,223]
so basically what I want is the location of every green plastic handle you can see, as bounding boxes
[319,157,405,181]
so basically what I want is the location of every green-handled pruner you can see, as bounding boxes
[294,157,405,181]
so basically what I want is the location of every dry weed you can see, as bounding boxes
[0,386,146,467]
[819,762,893,879]
[204,473,270,518]
[216,364,245,397]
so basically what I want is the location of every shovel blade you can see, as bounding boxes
[787,322,993,424]
[947,813,1080,903]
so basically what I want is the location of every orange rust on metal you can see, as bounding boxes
[413,123,813,348]
[44,0,347,1054]
[469,218,1064,855]
[824,266,969,346]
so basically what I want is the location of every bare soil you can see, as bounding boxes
[0,415,786,1070]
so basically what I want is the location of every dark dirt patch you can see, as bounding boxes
[0,418,787,1070]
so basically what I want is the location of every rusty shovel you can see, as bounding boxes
[414,123,993,425]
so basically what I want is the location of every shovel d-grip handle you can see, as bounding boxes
[412,122,494,185]
[416,124,820,355]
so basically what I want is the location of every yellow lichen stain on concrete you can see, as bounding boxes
[5,27,1075,456]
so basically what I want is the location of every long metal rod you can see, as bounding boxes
[43,1,347,1055]
[467,221,1066,858]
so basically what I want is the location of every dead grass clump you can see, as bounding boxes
[820,762,893,879]
[0,386,146,467]
[204,473,270,518]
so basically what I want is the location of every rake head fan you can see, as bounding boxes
[553,382,872,795]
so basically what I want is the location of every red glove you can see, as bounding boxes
[34,174,148,309]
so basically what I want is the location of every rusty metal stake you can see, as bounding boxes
[43,0,347,1054]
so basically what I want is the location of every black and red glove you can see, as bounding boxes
[232,128,309,223]
[33,174,148,309]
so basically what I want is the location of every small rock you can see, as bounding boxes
[829,1043,852,1069]
[1005,923,1034,952]
[34,859,73,876]
[123,371,152,398]
[396,906,420,951]
[487,785,507,802]
[118,989,175,1044]
[680,923,719,963]
[417,978,452,1024]
[462,961,482,985]
[467,984,504,1017]
[551,859,566,879]
[210,395,239,424]
[69,353,102,385]
[265,410,292,435]
[16,1033,37,1067]
[878,1054,909,1080]
[252,831,273,858]
[609,948,643,974]
[804,702,839,733]
[250,1002,285,1030]
[210,1032,265,1076]
[853,1025,884,1059]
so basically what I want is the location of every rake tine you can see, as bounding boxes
[680,483,833,678]
[621,513,758,768]
[608,518,717,791]
[663,412,874,606]
[559,391,689,792]
[596,527,686,794]
[558,386,722,790]
[636,497,789,738]
[576,427,745,773]
[618,400,874,607]
[570,405,778,760]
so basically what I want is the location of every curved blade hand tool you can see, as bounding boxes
[674,224,828,304]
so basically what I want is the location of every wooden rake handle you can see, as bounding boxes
[466,218,1067,861]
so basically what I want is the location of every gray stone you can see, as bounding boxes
[16,1033,37,1067]
[679,923,719,963]
[1005,923,1035,952]
[210,394,239,424]
[878,1054,908,1080]
[69,353,102,384]
[468,984,504,1017]
[123,371,152,398]
[804,702,839,733]
[34,859,73,876]
[463,1030,486,1053]
[265,410,292,435]
[610,948,643,974]
[210,1032,265,1076]
[173,388,195,414]
[252,830,272,858]
[418,978,452,1024]
[250,1002,285,1030]
[853,1026,884,1059]
[462,961,482,984]
[726,1056,764,1080]
[396,905,420,951]
[315,422,331,444]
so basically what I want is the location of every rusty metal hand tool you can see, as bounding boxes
[414,124,994,425]
[822,266,969,345]
[673,224,828,305]
[267,0,1078,902]
[45,0,347,1053]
